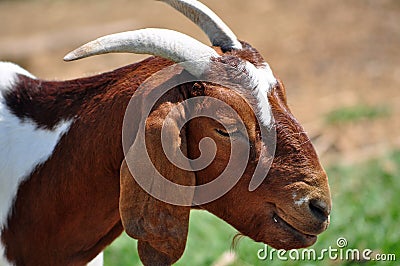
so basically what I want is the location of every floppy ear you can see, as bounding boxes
[120,97,195,265]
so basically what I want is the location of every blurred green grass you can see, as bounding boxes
[325,104,391,124]
[105,150,400,265]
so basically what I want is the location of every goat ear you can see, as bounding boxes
[120,101,195,265]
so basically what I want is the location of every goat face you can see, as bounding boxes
[183,46,331,250]
[188,80,331,251]
[182,49,331,249]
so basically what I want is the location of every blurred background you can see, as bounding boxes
[1,0,399,265]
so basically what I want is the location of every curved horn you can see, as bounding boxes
[64,28,219,77]
[158,0,242,51]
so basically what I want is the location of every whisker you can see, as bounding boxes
[231,233,245,250]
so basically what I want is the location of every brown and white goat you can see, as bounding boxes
[0,0,331,265]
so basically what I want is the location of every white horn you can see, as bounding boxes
[64,28,219,77]
[158,0,242,51]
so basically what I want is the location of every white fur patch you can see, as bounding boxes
[293,192,310,206]
[87,252,103,266]
[246,62,277,127]
[0,62,36,92]
[0,245,13,266]
[0,62,72,265]
[294,196,309,206]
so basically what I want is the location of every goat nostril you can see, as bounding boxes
[309,199,330,222]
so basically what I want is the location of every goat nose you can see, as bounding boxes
[309,199,330,222]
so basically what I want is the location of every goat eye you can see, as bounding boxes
[215,128,231,137]
[215,128,243,138]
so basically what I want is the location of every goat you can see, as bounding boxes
[0,0,331,265]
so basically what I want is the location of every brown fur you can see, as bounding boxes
[1,42,331,266]
[1,57,175,265]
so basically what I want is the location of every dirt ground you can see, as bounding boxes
[1,0,399,165]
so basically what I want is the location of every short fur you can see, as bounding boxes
[1,27,330,266]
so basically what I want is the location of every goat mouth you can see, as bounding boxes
[272,212,317,242]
